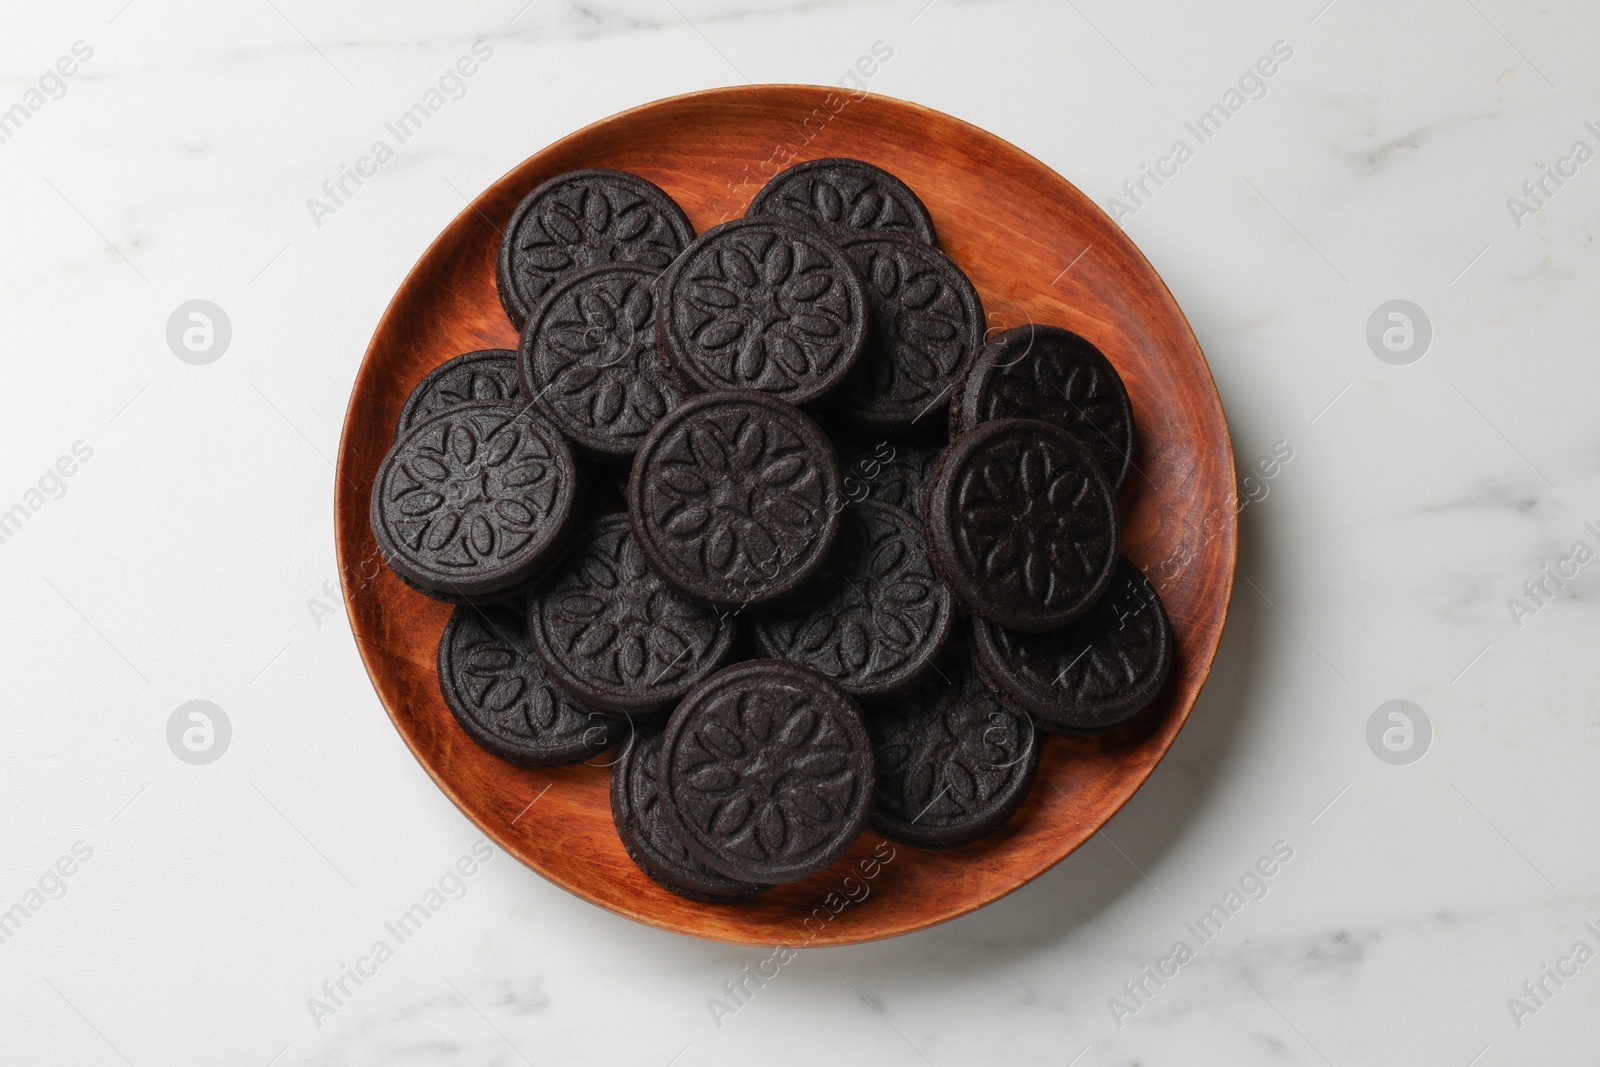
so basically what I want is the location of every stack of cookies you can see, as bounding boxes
[369,158,1172,902]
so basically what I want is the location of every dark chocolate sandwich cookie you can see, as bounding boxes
[925,418,1118,632]
[519,263,687,460]
[972,558,1172,732]
[837,436,941,518]
[951,325,1135,491]
[529,515,738,717]
[497,168,693,329]
[397,350,521,440]
[834,235,984,432]
[751,500,954,699]
[747,158,937,246]
[611,725,766,902]
[438,604,626,766]
[370,403,579,602]
[656,660,875,885]
[657,217,868,404]
[629,391,843,607]
[869,651,1039,848]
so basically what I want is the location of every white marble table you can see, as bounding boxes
[3,1,1597,1063]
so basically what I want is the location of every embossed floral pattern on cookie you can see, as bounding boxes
[869,651,1038,847]
[926,418,1117,631]
[836,436,940,517]
[658,218,868,403]
[398,350,521,439]
[611,726,766,901]
[371,403,578,600]
[753,500,953,697]
[629,391,842,607]
[521,263,686,458]
[835,235,984,430]
[438,604,624,767]
[497,169,693,328]
[656,661,875,884]
[952,325,1135,490]
[748,157,937,245]
[530,515,736,717]
[973,558,1172,731]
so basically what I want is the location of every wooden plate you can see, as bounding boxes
[335,85,1236,946]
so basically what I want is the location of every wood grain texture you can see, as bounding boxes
[334,86,1237,946]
